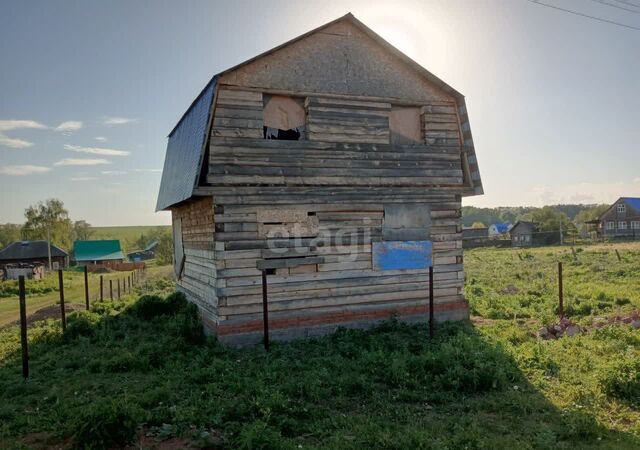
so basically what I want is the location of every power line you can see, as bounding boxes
[526,0,640,31]
[588,0,640,14]
[611,0,640,9]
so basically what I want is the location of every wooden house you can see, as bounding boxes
[511,221,560,248]
[156,14,484,345]
[0,240,68,272]
[597,197,640,238]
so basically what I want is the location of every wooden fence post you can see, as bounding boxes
[262,270,269,351]
[18,276,29,379]
[83,266,89,311]
[128,275,131,292]
[58,270,66,331]
[109,279,113,300]
[117,279,121,299]
[100,275,103,302]
[558,262,564,319]
[429,266,434,339]
[615,249,621,262]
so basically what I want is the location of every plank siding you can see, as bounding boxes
[171,197,219,330]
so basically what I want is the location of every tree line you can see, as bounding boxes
[462,204,610,234]
[0,199,173,265]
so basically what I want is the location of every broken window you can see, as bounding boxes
[389,106,422,145]
[382,203,431,241]
[263,95,306,140]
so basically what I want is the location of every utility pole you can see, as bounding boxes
[46,226,52,271]
[559,219,564,246]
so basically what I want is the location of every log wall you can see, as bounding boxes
[195,85,472,344]
[171,197,219,330]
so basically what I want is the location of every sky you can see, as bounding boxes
[1,0,639,226]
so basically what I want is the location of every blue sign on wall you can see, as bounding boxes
[372,241,433,271]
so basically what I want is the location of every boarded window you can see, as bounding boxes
[382,203,431,241]
[172,217,185,279]
[256,208,319,239]
[389,106,422,145]
[263,95,305,140]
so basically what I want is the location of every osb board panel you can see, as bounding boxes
[219,21,453,103]
[390,106,422,144]
[263,95,305,129]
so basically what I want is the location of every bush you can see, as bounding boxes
[129,291,188,319]
[600,358,640,407]
[70,398,142,449]
[64,311,100,340]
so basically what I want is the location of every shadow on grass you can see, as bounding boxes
[0,293,638,449]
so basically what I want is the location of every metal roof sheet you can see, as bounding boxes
[0,240,68,260]
[74,240,124,261]
[622,197,640,212]
[156,76,217,211]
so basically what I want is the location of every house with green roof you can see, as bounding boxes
[73,240,124,265]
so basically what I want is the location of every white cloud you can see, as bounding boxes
[103,116,136,125]
[95,136,108,142]
[54,158,110,166]
[71,176,98,181]
[0,134,33,149]
[64,144,129,156]
[133,168,161,173]
[0,165,51,175]
[101,170,127,175]
[528,180,640,206]
[0,120,47,132]
[0,120,47,149]
[55,121,83,133]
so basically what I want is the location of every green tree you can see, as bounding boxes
[0,223,22,249]
[155,231,173,265]
[531,206,576,234]
[574,204,609,233]
[22,199,73,251]
[72,220,93,241]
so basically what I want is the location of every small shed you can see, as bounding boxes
[0,240,68,271]
[127,240,159,262]
[74,240,124,265]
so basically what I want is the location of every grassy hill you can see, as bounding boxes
[0,244,639,448]
[91,225,170,248]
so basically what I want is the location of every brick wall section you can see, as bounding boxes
[172,197,219,327]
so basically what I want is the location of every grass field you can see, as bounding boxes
[0,265,173,328]
[90,225,170,243]
[0,243,638,449]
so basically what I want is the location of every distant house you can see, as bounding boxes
[0,240,68,272]
[74,240,124,265]
[510,221,536,247]
[597,197,640,239]
[127,240,159,262]
[462,227,489,240]
[489,223,512,236]
[511,221,560,247]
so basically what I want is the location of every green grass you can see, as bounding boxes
[0,244,639,449]
[0,266,173,328]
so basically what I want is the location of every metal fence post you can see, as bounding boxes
[429,266,434,339]
[83,265,89,310]
[100,275,103,302]
[109,279,113,300]
[558,262,564,319]
[58,270,66,331]
[262,270,269,351]
[18,276,29,379]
